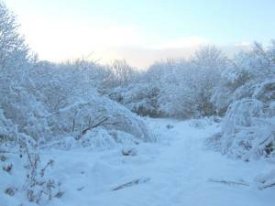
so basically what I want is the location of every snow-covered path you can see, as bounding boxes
[49,118,274,206]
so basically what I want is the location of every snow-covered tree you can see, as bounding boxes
[212,41,275,114]
[0,1,31,90]
[102,59,139,89]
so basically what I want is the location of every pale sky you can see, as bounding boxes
[4,0,275,68]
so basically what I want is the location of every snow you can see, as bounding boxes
[0,3,274,205]
[3,118,273,206]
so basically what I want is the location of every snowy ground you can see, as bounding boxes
[3,118,275,206]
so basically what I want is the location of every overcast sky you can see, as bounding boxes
[4,0,275,68]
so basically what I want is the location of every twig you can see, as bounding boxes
[76,117,108,140]
[259,182,275,190]
[112,178,150,191]
[208,178,249,187]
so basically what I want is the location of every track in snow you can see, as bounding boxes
[48,118,275,206]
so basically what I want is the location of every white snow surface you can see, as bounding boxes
[2,118,274,206]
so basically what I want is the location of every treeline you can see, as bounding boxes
[108,44,275,160]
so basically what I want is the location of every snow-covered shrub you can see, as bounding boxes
[209,93,274,160]
[109,83,161,117]
[48,95,151,143]
[223,99,264,134]
[79,128,141,150]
